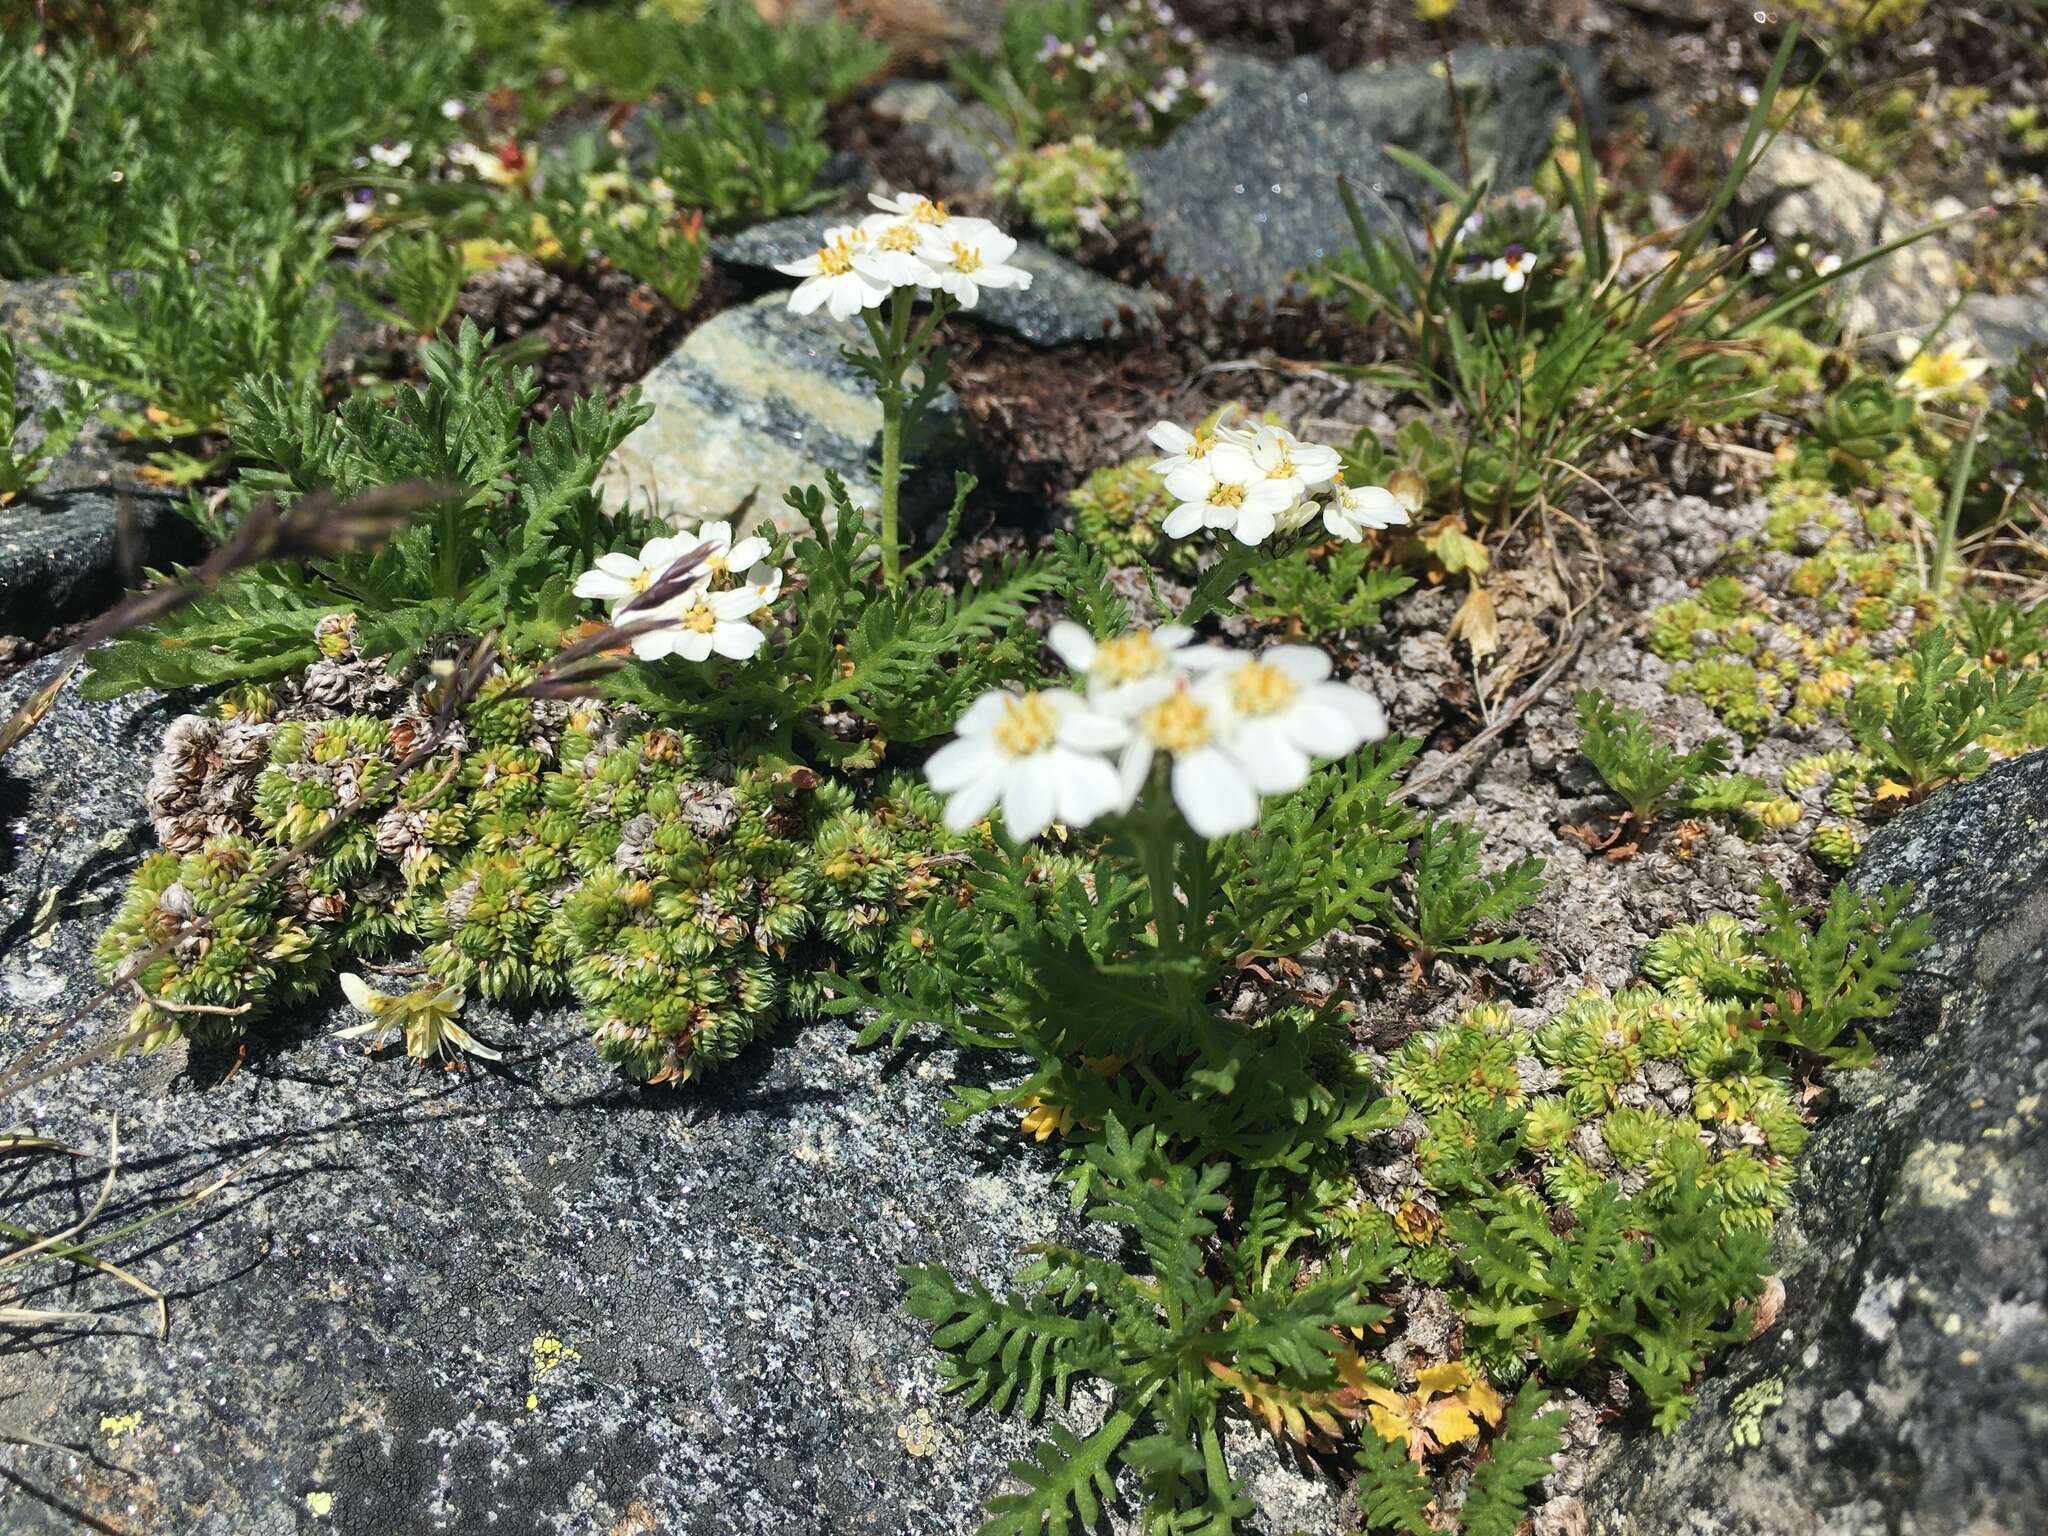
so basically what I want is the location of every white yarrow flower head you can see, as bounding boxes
[777,224,893,319]
[1119,678,1259,838]
[869,190,955,226]
[632,585,769,664]
[1047,619,1216,716]
[915,222,1033,310]
[1245,422,1341,502]
[925,688,1128,839]
[1145,413,1243,477]
[683,519,771,584]
[1161,440,1296,546]
[571,533,705,610]
[1322,478,1412,542]
[1203,648,1387,796]
[856,210,947,288]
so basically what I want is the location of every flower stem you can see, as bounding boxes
[877,394,904,588]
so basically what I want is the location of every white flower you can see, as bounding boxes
[925,688,1128,838]
[1145,414,1242,477]
[1047,620,1216,716]
[682,519,770,583]
[1813,252,1842,276]
[1489,245,1538,293]
[572,533,705,610]
[869,190,955,226]
[777,224,893,319]
[916,223,1032,310]
[368,140,413,168]
[1244,422,1341,503]
[739,562,783,613]
[1322,479,1412,542]
[854,211,943,288]
[1161,441,1296,545]
[1117,679,1259,838]
[632,585,769,664]
[1201,648,1387,796]
[440,98,466,120]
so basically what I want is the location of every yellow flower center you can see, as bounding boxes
[1909,350,1966,388]
[1139,691,1214,753]
[630,570,654,592]
[1228,660,1301,718]
[1265,451,1296,481]
[950,241,984,273]
[1093,631,1165,686]
[878,223,918,251]
[992,693,1059,756]
[1207,481,1246,508]
[911,198,949,224]
[681,601,717,634]
[818,237,857,276]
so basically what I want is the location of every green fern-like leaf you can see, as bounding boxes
[1459,1383,1563,1536]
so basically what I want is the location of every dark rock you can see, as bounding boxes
[1581,750,2048,1536]
[1,277,198,637]
[0,663,1333,1534]
[711,214,1155,347]
[1130,47,1590,300]
[868,81,1008,191]
[596,293,976,536]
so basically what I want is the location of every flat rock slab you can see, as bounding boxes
[1131,47,1586,299]
[712,214,1155,348]
[0,277,195,635]
[0,665,1338,1535]
[1582,749,2048,1535]
[0,664,1063,1536]
[596,294,973,536]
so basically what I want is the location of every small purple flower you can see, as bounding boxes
[1036,32,1063,63]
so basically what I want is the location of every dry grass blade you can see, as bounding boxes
[0,480,446,767]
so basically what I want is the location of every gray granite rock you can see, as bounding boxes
[1961,289,2048,366]
[1580,749,2048,1536]
[1131,47,1588,299]
[868,82,1009,192]
[712,214,1154,347]
[1,277,195,636]
[597,293,975,536]
[1737,137,1968,348]
[0,663,1335,1536]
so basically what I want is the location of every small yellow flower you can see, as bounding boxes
[1895,337,1989,400]
[1364,1360,1505,1463]
[1018,1096,1077,1142]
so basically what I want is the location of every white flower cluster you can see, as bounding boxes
[572,522,784,664]
[1146,413,1413,548]
[776,192,1034,320]
[928,621,1387,841]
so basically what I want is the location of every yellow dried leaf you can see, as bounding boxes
[1872,779,1914,802]
[1449,584,1501,660]
[1427,524,1491,577]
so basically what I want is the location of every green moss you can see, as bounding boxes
[992,135,1138,252]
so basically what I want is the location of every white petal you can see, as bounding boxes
[1163,462,1217,502]
[787,279,828,315]
[1232,504,1276,545]
[942,770,1002,831]
[1205,443,1259,482]
[1002,765,1056,841]
[1057,706,1130,753]
[1047,620,1097,674]
[1238,735,1311,795]
[1283,699,1363,759]
[1173,749,1259,838]
[1053,750,1122,827]
[926,736,995,792]
[1267,647,1333,685]
[956,691,1012,737]
[710,620,764,659]
[1161,502,1207,538]
[1118,739,1156,808]
[339,972,374,1012]
[573,570,634,601]
[1147,422,1194,455]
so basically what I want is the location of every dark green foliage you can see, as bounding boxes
[79,321,649,698]
[1846,624,2043,795]
[648,96,833,232]
[1353,1428,1434,1534]
[1573,689,1770,829]
[1243,544,1417,638]
[549,0,884,113]
[346,233,469,339]
[1388,818,1544,968]
[1746,879,1928,1065]
[905,1117,1398,1534]
[1797,376,1916,485]
[1452,1137,1769,1431]
[0,331,98,501]
[30,205,337,453]
[0,41,136,277]
[1458,1383,1565,1536]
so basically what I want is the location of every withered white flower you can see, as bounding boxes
[336,973,500,1061]
[924,688,1128,838]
